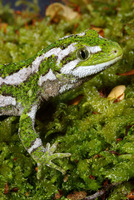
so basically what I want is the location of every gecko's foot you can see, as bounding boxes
[36,142,71,179]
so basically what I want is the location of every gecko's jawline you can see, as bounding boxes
[72,54,123,78]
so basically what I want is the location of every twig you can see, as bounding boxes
[84,182,120,200]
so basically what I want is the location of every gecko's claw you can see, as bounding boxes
[45,142,58,153]
[36,142,71,179]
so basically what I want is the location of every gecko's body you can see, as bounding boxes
[0,30,122,178]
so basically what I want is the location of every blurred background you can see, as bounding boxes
[2,0,59,15]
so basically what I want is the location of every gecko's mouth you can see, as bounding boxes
[72,54,123,78]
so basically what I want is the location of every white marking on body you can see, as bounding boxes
[71,56,122,78]
[38,69,57,86]
[0,43,77,86]
[32,43,77,74]
[0,44,73,86]
[0,67,32,86]
[86,46,102,54]
[35,43,78,84]
[32,48,61,73]
[0,95,16,107]
[60,59,79,74]
[28,138,43,154]
[60,32,85,40]
[76,32,85,37]
[31,56,44,73]
[59,84,73,93]
[28,104,38,122]
[60,35,71,40]
[56,43,77,65]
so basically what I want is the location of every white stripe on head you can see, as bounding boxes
[32,43,77,73]
[60,59,79,74]
[71,56,121,78]
[37,43,78,86]
[59,84,73,93]
[87,46,102,54]
[32,47,61,73]
[56,43,77,65]
[60,46,101,75]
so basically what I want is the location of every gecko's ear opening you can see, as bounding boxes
[77,47,90,60]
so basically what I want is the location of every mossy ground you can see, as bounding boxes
[0,0,134,199]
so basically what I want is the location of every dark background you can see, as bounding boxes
[2,0,60,15]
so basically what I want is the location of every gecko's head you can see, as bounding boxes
[38,29,123,97]
[58,29,123,79]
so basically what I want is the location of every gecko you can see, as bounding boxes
[0,29,123,178]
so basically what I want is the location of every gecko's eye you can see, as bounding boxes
[77,48,90,60]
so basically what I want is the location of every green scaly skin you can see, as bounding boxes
[0,30,123,178]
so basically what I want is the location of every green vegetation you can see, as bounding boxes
[0,0,133,199]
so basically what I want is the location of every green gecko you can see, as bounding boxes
[0,29,122,178]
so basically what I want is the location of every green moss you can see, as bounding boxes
[0,0,134,199]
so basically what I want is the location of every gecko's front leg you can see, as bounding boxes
[18,105,71,178]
